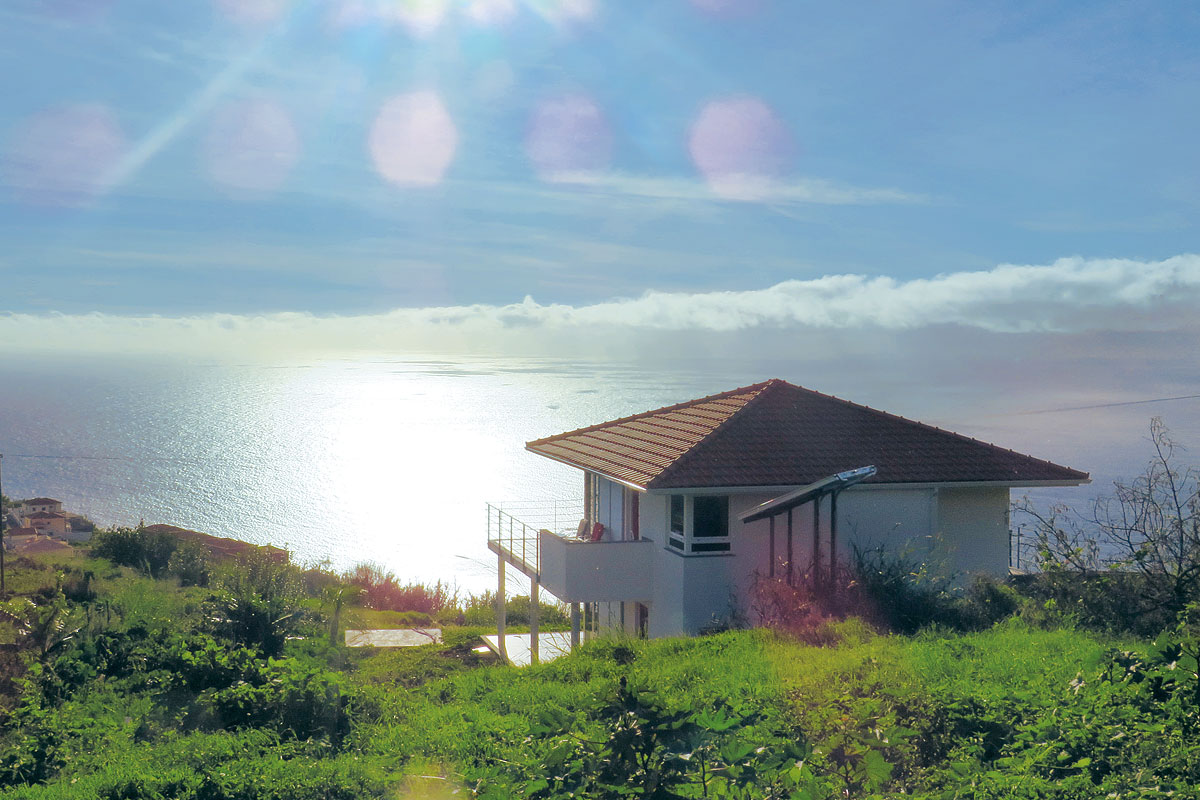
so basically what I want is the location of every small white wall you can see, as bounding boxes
[936,487,1010,574]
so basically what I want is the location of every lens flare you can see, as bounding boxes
[528,0,596,25]
[390,0,449,37]
[688,95,793,200]
[4,103,127,207]
[203,98,300,196]
[465,0,516,26]
[214,0,289,25]
[525,93,612,181]
[368,91,458,187]
[326,0,448,36]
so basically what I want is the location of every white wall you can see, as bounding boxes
[585,483,1012,638]
[937,487,1010,574]
[594,476,624,540]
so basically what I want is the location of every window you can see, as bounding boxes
[691,496,729,552]
[666,495,731,554]
[669,494,685,550]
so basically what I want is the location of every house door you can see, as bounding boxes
[635,603,649,638]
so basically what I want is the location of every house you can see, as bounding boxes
[20,498,63,515]
[4,527,38,550]
[485,379,1088,661]
[22,511,70,537]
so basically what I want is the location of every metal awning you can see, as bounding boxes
[739,466,877,523]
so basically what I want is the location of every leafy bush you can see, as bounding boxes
[90,526,176,579]
[461,591,570,628]
[204,659,352,744]
[206,550,307,657]
[344,563,456,615]
[166,541,211,588]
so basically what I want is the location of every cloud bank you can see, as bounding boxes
[3,255,1197,358]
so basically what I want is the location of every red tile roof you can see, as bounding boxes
[20,538,73,555]
[23,498,60,505]
[526,379,1088,490]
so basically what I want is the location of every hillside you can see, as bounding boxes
[0,543,1196,799]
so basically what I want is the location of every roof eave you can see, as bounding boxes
[524,445,649,492]
[645,477,1090,494]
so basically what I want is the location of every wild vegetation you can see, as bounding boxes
[0,420,1197,797]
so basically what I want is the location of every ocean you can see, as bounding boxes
[1,353,1192,594]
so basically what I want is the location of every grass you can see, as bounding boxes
[2,549,1185,799]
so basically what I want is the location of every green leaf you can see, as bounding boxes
[862,749,893,787]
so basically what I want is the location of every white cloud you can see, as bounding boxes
[545,170,924,205]
[2,255,1197,358]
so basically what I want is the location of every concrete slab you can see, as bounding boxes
[480,632,575,666]
[344,628,442,647]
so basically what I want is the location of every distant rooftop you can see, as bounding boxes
[527,379,1089,491]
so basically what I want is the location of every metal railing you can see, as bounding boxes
[486,501,584,576]
[487,504,541,574]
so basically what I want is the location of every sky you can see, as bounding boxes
[0,1,1198,407]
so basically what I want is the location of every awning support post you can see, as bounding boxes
[812,496,821,591]
[829,491,839,591]
[768,515,775,579]
[786,507,794,586]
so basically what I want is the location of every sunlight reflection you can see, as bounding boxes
[203,98,300,196]
[369,91,458,187]
[525,93,613,181]
[688,95,793,200]
[214,0,289,25]
[4,103,126,207]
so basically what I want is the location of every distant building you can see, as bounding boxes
[19,538,73,556]
[4,527,38,550]
[21,498,63,515]
[22,511,69,537]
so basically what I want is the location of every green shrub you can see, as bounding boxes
[206,551,307,657]
[461,592,569,628]
[344,564,456,615]
[90,526,176,579]
[204,659,352,744]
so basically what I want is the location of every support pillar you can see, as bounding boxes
[529,577,540,665]
[768,515,775,579]
[812,497,822,590]
[786,507,794,586]
[570,603,581,648]
[496,553,507,662]
[829,491,839,590]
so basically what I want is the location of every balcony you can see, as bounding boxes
[486,503,653,603]
[537,529,654,603]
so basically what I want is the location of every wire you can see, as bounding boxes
[1011,394,1200,416]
